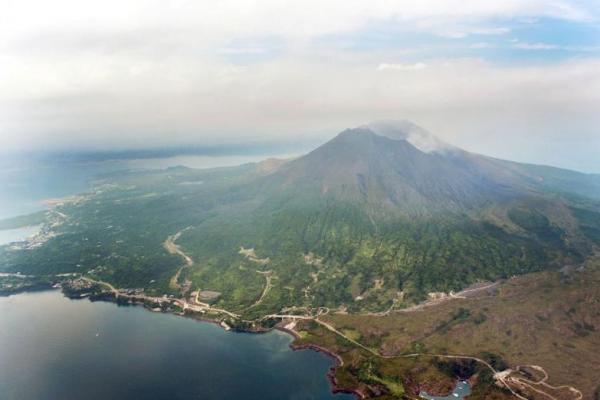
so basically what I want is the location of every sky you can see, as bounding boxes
[1,0,599,172]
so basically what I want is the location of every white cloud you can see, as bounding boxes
[434,26,510,39]
[377,62,428,71]
[513,42,559,50]
[470,27,512,35]
[511,41,600,52]
[0,0,599,172]
[470,42,495,49]
[0,0,593,46]
[2,54,598,144]
[218,47,269,55]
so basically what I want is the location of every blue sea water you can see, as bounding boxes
[0,291,353,400]
[420,380,471,400]
[0,152,351,400]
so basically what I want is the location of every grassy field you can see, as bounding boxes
[294,258,600,399]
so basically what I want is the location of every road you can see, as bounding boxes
[81,276,239,318]
[507,365,583,400]
[266,312,580,400]
[164,228,193,293]
[80,229,241,320]
[79,260,578,400]
[164,228,194,267]
[246,270,273,309]
[392,281,502,314]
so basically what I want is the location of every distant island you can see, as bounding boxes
[1,121,599,400]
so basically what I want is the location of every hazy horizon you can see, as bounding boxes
[1,1,599,172]
[1,120,599,174]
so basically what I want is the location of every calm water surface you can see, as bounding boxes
[420,380,471,400]
[0,153,349,400]
[0,225,41,246]
[0,290,353,400]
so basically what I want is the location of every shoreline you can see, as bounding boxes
[4,287,363,399]
[289,341,365,399]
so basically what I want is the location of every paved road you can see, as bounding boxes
[164,228,194,292]
[81,276,240,318]
[267,313,579,400]
[79,269,579,400]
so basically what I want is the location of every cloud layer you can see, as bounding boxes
[1,0,599,171]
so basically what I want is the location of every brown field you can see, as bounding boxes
[296,258,600,399]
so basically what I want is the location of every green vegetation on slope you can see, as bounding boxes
[309,259,600,399]
[0,156,594,315]
[1,127,599,314]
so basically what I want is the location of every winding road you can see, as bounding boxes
[79,239,580,400]
[164,228,193,293]
[246,270,274,309]
[266,312,581,400]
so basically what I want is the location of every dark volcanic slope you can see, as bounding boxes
[268,127,518,215]
[261,122,600,218]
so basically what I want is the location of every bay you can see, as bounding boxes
[0,290,353,400]
[0,154,286,220]
[0,152,351,400]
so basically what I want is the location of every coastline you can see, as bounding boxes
[98,290,365,399]
[3,286,363,399]
[289,340,365,400]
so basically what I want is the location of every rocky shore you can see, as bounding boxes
[290,342,364,399]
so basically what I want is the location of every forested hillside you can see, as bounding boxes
[1,122,599,316]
